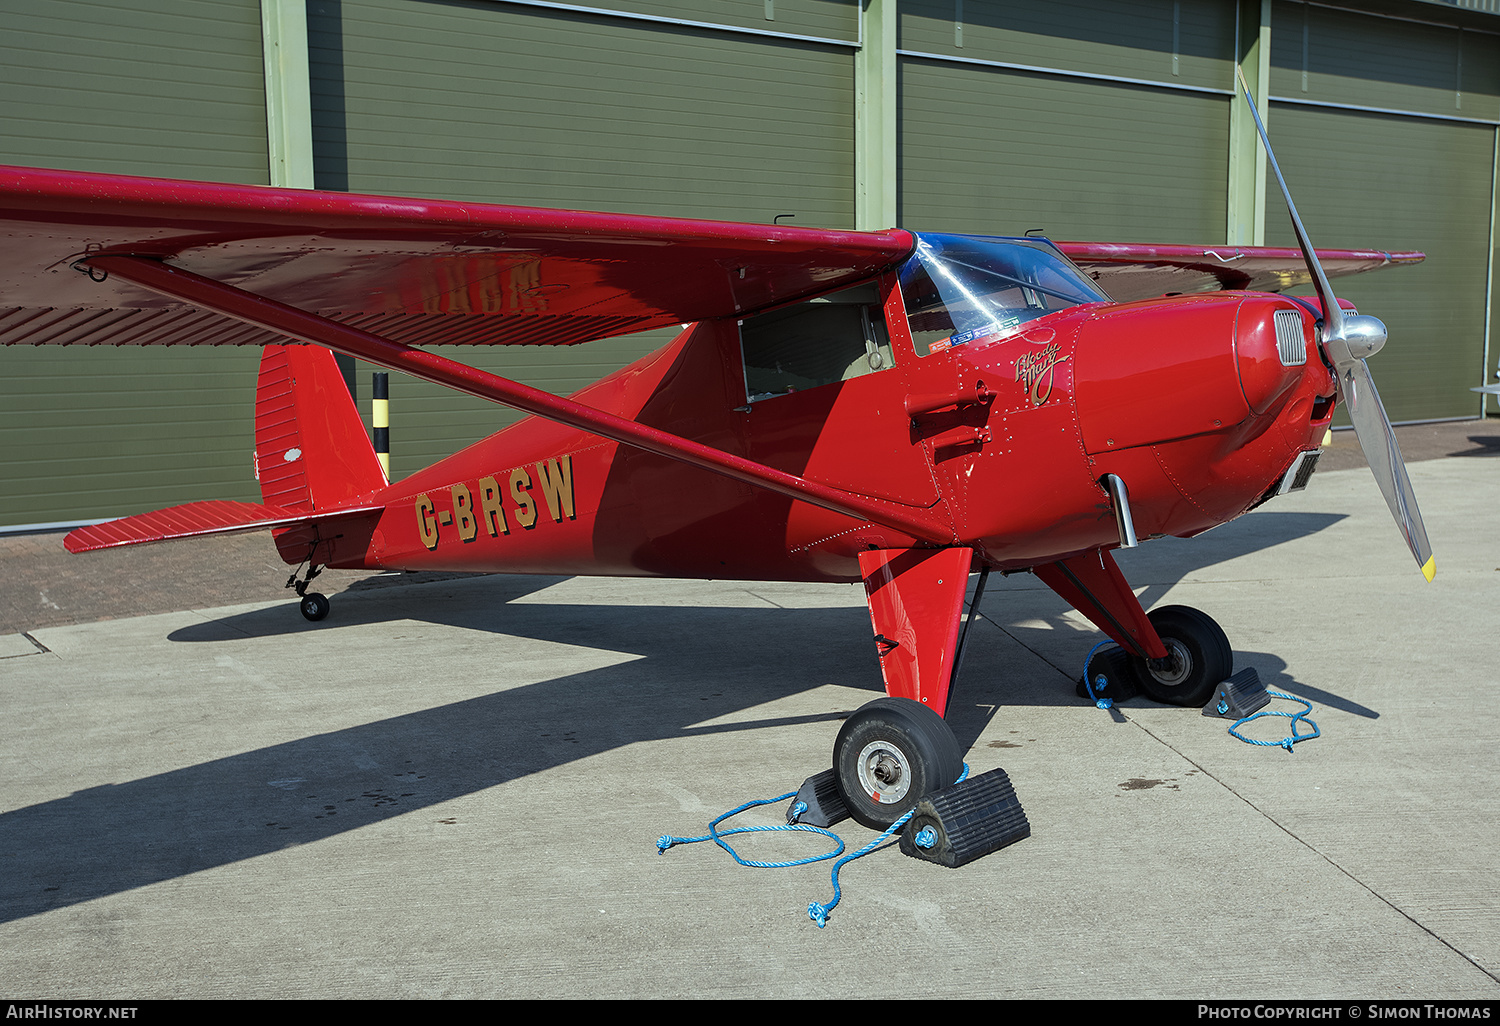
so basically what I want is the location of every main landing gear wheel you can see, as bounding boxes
[299,592,330,622]
[833,697,962,830]
[1130,605,1232,707]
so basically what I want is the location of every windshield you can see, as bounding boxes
[899,234,1108,355]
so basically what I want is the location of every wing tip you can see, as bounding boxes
[62,532,98,554]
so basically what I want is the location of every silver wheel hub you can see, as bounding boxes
[1150,638,1194,688]
[856,740,912,805]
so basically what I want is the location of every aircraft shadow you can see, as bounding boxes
[3,598,891,926]
[966,510,1375,719]
[1452,434,1500,458]
[1111,511,1376,717]
[1110,509,1347,609]
[0,510,1351,925]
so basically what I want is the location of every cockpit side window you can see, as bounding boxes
[901,259,965,358]
[739,284,894,402]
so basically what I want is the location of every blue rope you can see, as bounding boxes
[1081,640,1114,709]
[806,762,969,929]
[656,764,969,928]
[1077,640,1319,752]
[656,791,846,869]
[1229,691,1320,751]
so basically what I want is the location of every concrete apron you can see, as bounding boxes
[1,458,1497,999]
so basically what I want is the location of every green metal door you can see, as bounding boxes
[0,0,268,526]
[309,0,859,478]
[897,0,1235,243]
[1266,1,1499,422]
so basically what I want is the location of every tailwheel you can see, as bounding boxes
[1130,605,1232,707]
[287,552,327,621]
[299,592,330,622]
[833,697,962,830]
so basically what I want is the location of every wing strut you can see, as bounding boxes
[86,255,955,546]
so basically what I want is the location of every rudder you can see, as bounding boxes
[255,344,387,511]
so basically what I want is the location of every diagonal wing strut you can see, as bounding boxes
[86,254,956,547]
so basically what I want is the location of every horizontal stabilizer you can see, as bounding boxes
[65,499,384,553]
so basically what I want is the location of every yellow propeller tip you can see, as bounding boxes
[1421,556,1436,583]
[1321,429,1333,447]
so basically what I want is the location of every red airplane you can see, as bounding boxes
[0,92,1432,829]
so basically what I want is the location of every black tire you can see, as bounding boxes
[833,697,962,830]
[1130,605,1232,706]
[300,592,330,622]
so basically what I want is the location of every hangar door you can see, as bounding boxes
[309,0,860,478]
[1265,1,1500,423]
[0,0,268,526]
[896,0,1235,244]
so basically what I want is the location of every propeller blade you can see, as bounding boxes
[1234,68,1343,342]
[1234,67,1434,581]
[1340,360,1436,581]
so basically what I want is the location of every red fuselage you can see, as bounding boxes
[299,276,1335,583]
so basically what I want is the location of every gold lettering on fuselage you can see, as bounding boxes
[415,458,577,551]
[510,466,537,529]
[1014,342,1070,407]
[452,483,477,542]
[478,476,508,536]
[535,456,575,522]
[416,494,439,550]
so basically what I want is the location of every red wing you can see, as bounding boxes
[1056,241,1424,304]
[0,165,914,349]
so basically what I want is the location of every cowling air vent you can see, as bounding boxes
[1277,449,1321,495]
[1273,309,1307,367]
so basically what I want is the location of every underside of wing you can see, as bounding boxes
[1055,241,1424,304]
[0,165,915,349]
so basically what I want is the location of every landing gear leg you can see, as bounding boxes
[1035,550,1234,707]
[286,551,329,622]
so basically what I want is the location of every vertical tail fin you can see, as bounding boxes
[255,344,387,511]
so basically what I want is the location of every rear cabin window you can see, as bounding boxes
[740,284,893,402]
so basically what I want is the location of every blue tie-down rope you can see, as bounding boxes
[656,764,969,928]
[1081,640,1115,709]
[656,793,845,870]
[1229,691,1320,752]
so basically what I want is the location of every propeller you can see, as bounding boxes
[1236,69,1435,582]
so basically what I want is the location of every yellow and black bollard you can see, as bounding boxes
[372,372,390,481]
